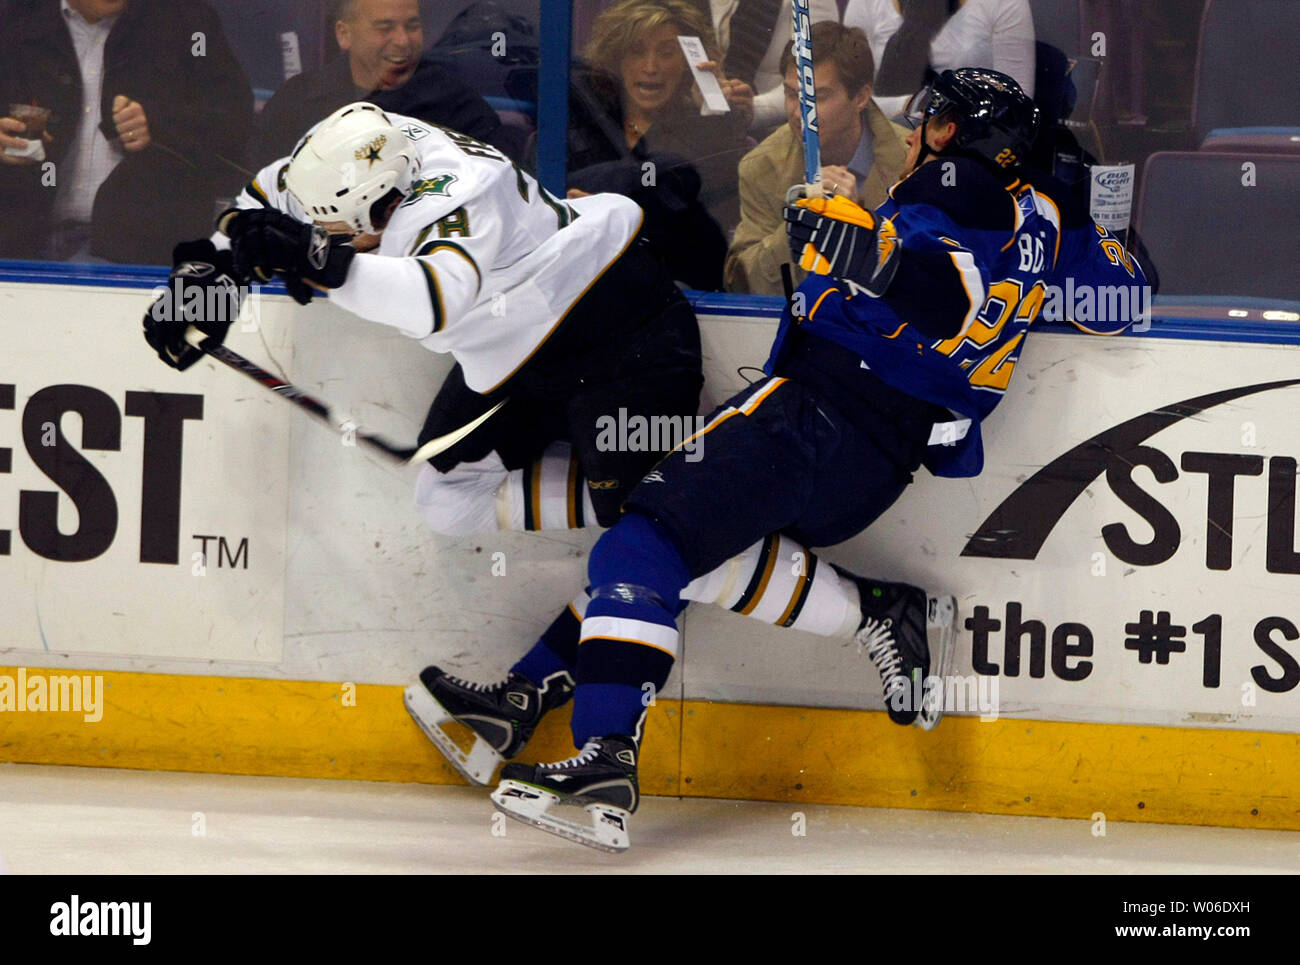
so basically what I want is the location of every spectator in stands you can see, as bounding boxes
[695,0,841,132]
[726,21,907,295]
[0,0,252,264]
[565,0,754,290]
[256,0,519,165]
[843,0,1034,116]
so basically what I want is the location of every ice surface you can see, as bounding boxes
[1,763,1296,874]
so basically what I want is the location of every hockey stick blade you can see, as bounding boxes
[183,327,504,465]
[406,400,507,463]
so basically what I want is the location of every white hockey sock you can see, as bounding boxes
[681,534,860,638]
[414,443,596,535]
[497,441,598,531]
[414,451,510,536]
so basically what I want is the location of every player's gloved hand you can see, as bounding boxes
[142,239,243,371]
[783,190,901,296]
[220,208,356,305]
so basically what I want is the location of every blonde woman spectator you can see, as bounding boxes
[565,0,753,289]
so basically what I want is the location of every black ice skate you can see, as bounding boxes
[490,735,639,853]
[403,666,574,785]
[849,575,956,729]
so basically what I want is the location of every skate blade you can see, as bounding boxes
[403,684,503,785]
[491,780,630,854]
[917,594,958,731]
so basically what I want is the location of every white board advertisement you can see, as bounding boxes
[685,325,1300,734]
[0,284,290,663]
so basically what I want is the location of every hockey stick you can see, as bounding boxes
[790,0,823,198]
[183,326,506,465]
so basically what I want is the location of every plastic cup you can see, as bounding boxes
[9,104,50,139]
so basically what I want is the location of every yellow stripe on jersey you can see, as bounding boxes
[415,240,483,293]
[671,378,788,455]
[529,456,543,530]
[807,287,837,320]
[245,178,271,207]
[408,223,435,255]
[417,261,445,333]
[739,378,786,414]
[479,211,646,396]
[566,453,580,529]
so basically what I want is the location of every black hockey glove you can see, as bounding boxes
[142,239,243,371]
[220,208,356,306]
[783,192,901,296]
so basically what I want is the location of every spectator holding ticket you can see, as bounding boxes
[563,0,753,290]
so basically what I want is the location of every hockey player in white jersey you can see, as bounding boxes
[141,103,704,781]
[145,103,701,536]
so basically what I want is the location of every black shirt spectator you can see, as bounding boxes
[255,53,518,166]
[255,0,519,167]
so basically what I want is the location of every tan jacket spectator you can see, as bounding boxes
[726,22,908,295]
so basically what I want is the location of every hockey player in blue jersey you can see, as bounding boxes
[426,68,1147,851]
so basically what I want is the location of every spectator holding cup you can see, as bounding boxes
[0,0,252,263]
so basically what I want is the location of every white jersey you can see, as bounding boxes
[226,113,645,393]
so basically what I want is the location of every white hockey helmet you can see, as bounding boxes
[285,102,415,235]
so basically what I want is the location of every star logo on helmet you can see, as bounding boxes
[354,135,387,168]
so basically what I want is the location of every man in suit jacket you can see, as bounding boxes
[726,20,908,295]
[0,0,252,264]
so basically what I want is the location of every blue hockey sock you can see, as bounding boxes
[510,593,586,684]
[571,512,690,746]
[570,683,649,745]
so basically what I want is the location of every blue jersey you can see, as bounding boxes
[765,158,1147,477]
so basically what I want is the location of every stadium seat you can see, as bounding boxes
[1201,128,1300,155]
[1191,0,1300,145]
[1134,151,1300,303]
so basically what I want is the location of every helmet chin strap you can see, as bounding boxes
[911,116,940,173]
[912,117,1022,188]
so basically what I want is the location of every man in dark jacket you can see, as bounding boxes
[0,0,252,264]
[254,0,519,166]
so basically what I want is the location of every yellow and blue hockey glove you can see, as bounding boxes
[783,192,900,295]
